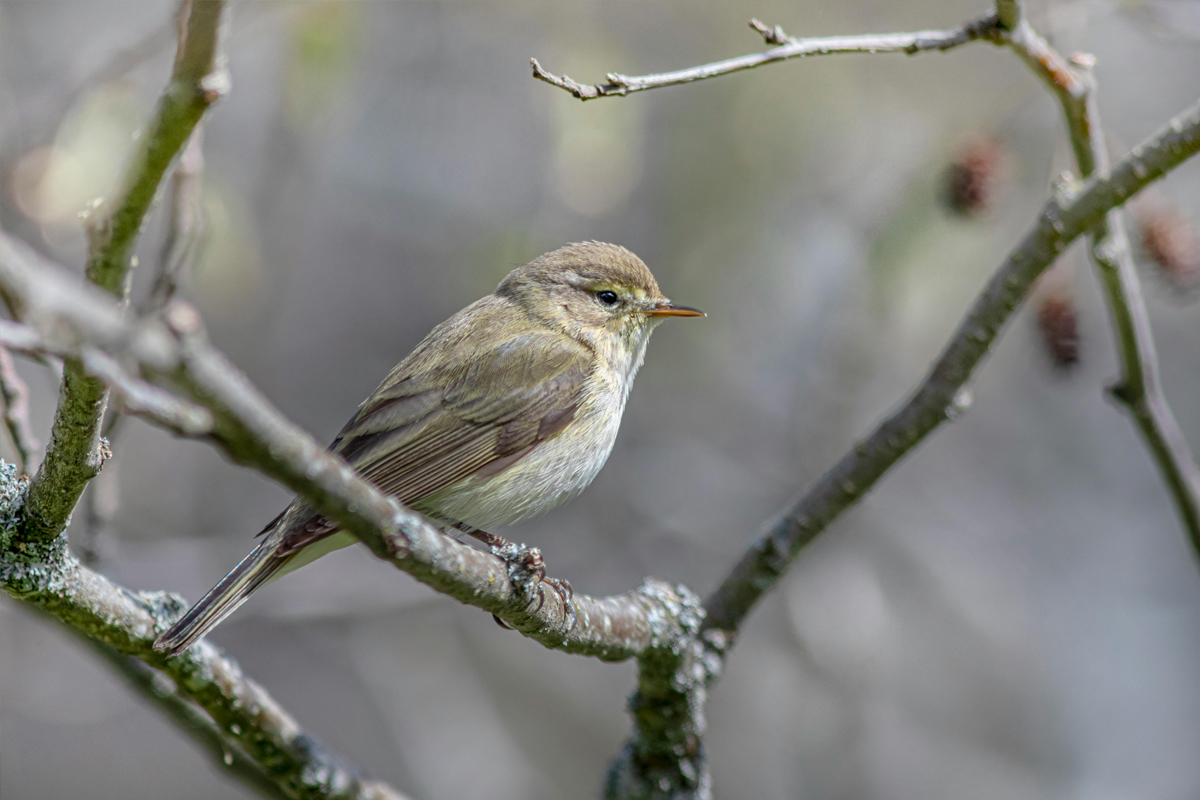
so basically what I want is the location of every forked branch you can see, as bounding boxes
[17,0,228,547]
[704,97,1200,634]
[5,93,1200,800]
[1003,5,1200,547]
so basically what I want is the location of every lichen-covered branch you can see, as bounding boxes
[7,92,1200,800]
[18,0,228,547]
[703,95,1200,637]
[604,587,722,800]
[0,344,38,473]
[1000,2,1200,555]
[0,464,409,800]
[87,640,295,800]
[531,13,1003,100]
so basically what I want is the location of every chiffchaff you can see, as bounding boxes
[155,242,703,654]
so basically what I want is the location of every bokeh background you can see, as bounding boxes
[4,1,1200,798]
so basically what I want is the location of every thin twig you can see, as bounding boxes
[17,0,229,548]
[0,344,38,474]
[1,320,213,437]
[146,124,208,313]
[531,13,1003,100]
[1002,5,1200,549]
[703,95,1200,637]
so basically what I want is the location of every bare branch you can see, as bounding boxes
[0,466,409,800]
[531,13,1003,100]
[1002,5,1200,550]
[8,90,1200,800]
[0,344,38,474]
[703,95,1200,637]
[0,236,693,662]
[83,0,228,297]
[18,0,229,547]
[1,320,213,437]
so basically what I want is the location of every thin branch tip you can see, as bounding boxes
[749,18,791,46]
[530,56,608,100]
[531,13,1005,101]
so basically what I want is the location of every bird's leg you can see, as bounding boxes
[468,529,576,633]
[466,528,514,550]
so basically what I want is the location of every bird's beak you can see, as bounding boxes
[644,302,706,318]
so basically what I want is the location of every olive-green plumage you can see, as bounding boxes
[154,242,702,655]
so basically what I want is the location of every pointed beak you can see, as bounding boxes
[644,302,706,318]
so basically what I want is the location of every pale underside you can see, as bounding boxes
[271,297,658,580]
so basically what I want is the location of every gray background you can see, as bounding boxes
[4,1,1200,798]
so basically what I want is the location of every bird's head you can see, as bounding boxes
[496,241,704,372]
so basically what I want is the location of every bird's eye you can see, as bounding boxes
[596,290,619,306]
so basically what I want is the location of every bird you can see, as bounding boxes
[154,242,704,655]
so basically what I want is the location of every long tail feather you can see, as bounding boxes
[154,541,288,656]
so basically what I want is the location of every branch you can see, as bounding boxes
[0,344,38,473]
[1002,5,1200,549]
[0,234,693,663]
[87,640,294,800]
[530,13,1003,100]
[0,465,409,800]
[18,0,228,547]
[8,91,1200,798]
[1,319,213,438]
[703,95,1200,636]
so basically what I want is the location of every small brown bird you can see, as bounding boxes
[155,242,703,654]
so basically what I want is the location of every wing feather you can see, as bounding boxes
[275,317,592,555]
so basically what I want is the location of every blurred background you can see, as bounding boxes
[4,1,1200,798]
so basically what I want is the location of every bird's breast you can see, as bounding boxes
[421,369,628,531]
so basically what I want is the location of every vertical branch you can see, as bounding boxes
[605,587,715,800]
[0,344,38,473]
[17,0,229,547]
[1002,3,1200,547]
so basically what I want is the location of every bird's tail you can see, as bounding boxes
[153,541,288,656]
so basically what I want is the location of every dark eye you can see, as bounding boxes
[596,290,619,306]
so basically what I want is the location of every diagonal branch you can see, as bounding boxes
[7,91,1200,798]
[17,0,228,547]
[703,95,1200,637]
[1001,4,1200,555]
[531,12,1003,100]
[86,640,296,800]
[0,466,409,800]
[2,321,214,437]
[0,233,693,662]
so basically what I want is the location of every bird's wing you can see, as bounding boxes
[274,329,592,555]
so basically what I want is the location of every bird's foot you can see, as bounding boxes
[475,530,576,634]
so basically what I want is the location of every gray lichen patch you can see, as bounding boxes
[0,459,26,545]
[1,460,71,593]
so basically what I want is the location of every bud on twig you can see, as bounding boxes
[1037,294,1080,369]
[941,134,1009,217]
[1137,205,1200,290]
